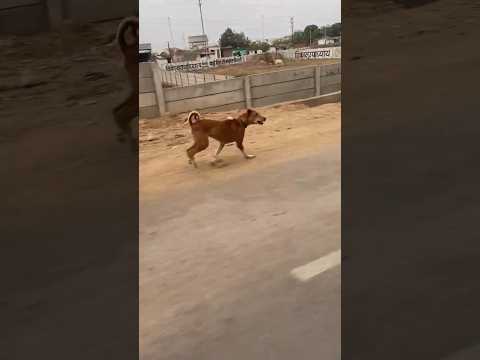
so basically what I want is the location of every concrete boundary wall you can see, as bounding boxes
[140,62,341,119]
[139,63,159,119]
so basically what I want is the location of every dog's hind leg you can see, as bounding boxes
[236,141,255,159]
[113,93,138,153]
[211,142,225,165]
[187,135,209,168]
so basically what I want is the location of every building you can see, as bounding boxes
[187,34,208,50]
[198,44,217,59]
[220,46,233,58]
[139,43,152,62]
[318,36,341,47]
[199,44,232,59]
[331,36,342,45]
[195,44,234,60]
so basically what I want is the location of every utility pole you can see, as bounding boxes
[197,0,209,64]
[168,17,175,48]
[198,0,205,35]
[261,14,265,42]
[197,0,208,59]
[168,16,175,60]
[290,17,294,45]
[167,41,172,63]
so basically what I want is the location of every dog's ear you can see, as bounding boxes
[246,108,253,117]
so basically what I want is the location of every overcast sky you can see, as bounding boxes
[140,0,340,52]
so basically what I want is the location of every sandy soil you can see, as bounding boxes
[207,58,340,77]
[139,101,340,197]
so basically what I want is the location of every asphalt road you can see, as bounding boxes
[140,145,340,360]
[341,1,480,359]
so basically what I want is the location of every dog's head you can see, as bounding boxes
[241,109,267,126]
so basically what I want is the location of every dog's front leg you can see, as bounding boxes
[236,141,256,159]
[211,142,225,164]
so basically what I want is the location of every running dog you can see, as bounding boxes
[113,16,139,151]
[185,109,267,167]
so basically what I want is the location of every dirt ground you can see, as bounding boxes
[139,102,341,196]
[207,58,340,77]
[0,21,128,141]
[139,100,341,359]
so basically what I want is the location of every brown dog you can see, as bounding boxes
[185,109,267,167]
[113,16,139,151]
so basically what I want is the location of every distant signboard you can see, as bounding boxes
[294,47,341,60]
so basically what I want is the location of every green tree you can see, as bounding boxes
[303,24,320,45]
[249,41,270,52]
[327,22,341,37]
[219,28,251,49]
[304,24,319,40]
[313,23,342,40]
[292,30,305,45]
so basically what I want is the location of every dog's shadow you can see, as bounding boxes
[209,159,230,168]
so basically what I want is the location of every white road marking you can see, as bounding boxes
[290,250,341,282]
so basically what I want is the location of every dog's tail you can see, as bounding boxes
[185,111,201,125]
[116,16,139,55]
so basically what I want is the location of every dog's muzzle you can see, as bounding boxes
[257,118,266,125]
